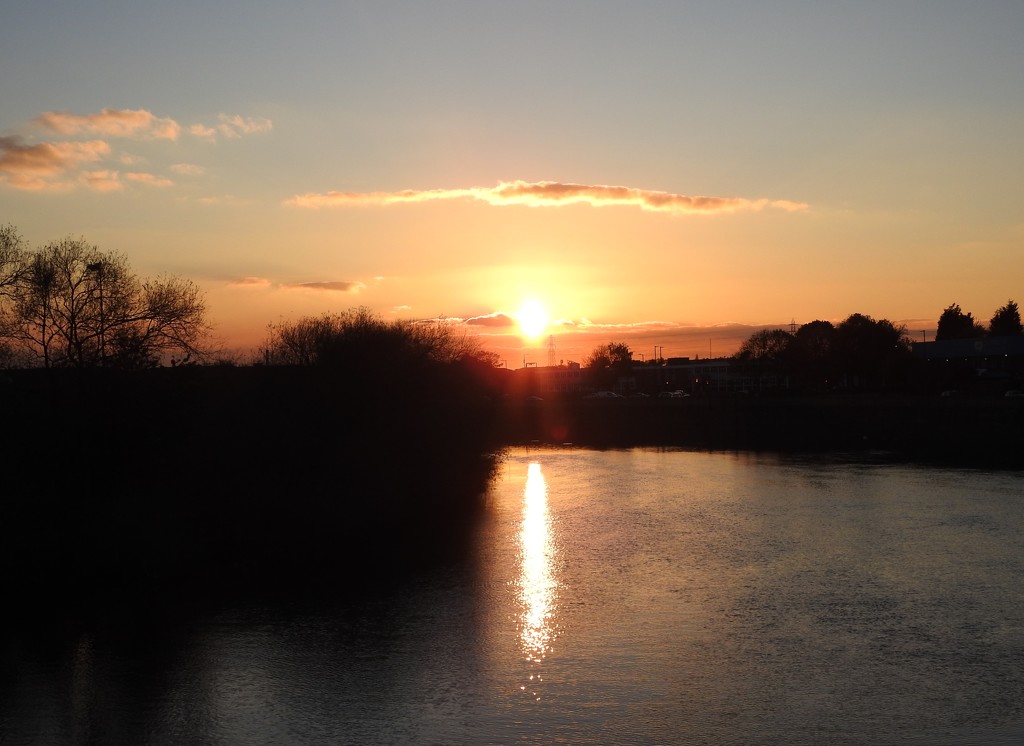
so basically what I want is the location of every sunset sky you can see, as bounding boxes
[3,2,1022,365]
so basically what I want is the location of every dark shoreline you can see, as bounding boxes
[498,394,1024,469]
[2,368,1020,596]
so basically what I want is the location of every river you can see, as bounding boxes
[4,447,1024,744]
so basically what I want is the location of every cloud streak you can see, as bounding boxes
[35,108,273,143]
[0,136,110,190]
[189,114,273,142]
[286,180,808,215]
[79,170,123,192]
[36,108,181,140]
[282,281,365,293]
[466,312,516,328]
[227,276,272,288]
[125,172,174,187]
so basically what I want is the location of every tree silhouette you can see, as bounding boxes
[988,300,1022,337]
[583,342,633,390]
[790,320,836,389]
[584,341,633,370]
[2,235,209,368]
[935,303,985,341]
[0,224,26,301]
[736,329,793,364]
[261,307,488,369]
[735,329,794,388]
[834,313,911,389]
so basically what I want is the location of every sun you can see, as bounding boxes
[516,298,550,339]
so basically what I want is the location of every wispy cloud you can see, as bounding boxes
[0,136,111,190]
[79,170,123,192]
[34,108,274,145]
[170,162,205,175]
[125,172,174,187]
[285,180,808,215]
[189,114,273,142]
[282,281,365,293]
[196,194,249,206]
[466,312,516,328]
[36,108,181,140]
[227,276,272,288]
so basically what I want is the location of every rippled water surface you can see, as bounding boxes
[5,448,1024,744]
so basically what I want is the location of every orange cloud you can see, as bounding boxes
[34,107,271,145]
[35,108,181,140]
[197,194,249,206]
[170,163,205,175]
[79,170,123,192]
[0,137,110,174]
[227,276,272,288]
[282,281,365,292]
[285,180,809,215]
[125,172,174,187]
[189,114,273,142]
[0,136,111,190]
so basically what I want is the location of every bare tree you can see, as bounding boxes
[3,236,209,368]
[0,224,27,300]
[0,225,29,366]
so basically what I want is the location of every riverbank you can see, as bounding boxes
[498,393,1024,468]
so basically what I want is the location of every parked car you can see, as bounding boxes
[584,391,623,399]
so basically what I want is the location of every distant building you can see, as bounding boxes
[632,357,752,395]
[508,361,584,398]
[912,336,1024,392]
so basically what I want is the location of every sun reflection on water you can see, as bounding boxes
[519,462,557,664]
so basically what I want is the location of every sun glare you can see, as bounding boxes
[517,298,550,339]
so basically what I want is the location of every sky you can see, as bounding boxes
[2,1,1022,365]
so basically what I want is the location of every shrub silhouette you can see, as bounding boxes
[2,309,504,591]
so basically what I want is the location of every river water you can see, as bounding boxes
[4,447,1024,745]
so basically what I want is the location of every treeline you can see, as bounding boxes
[935,300,1022,340]
[735,314,913,390]
[734,302,1022,392]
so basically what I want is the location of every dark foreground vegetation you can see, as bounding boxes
[2,361,504,598]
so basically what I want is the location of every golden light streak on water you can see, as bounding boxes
[519,462,557,664]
